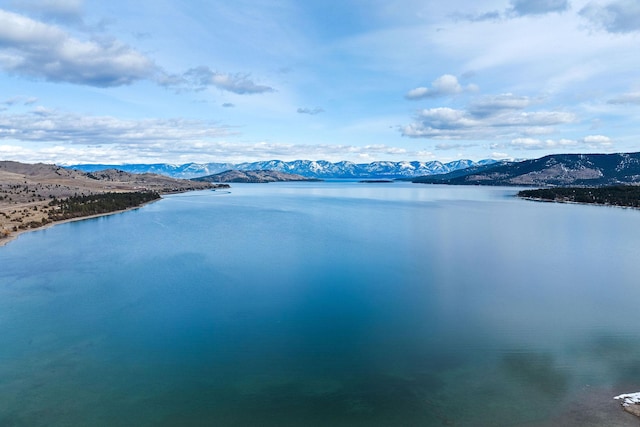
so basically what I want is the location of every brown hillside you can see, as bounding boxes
[0,161,221,244]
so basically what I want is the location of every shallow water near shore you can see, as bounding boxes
[1,182,640,426]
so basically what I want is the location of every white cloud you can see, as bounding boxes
[163,66,275,95]
[402,103,575,140]
[0,106,430,164]
[405,74,474,100]
[0,11,275,95]
[201,70,274,95]
[0,108,232,145]
[0,9,155,86]
[0,139,429,165]
[583,134,613,147]
[491,152,512,159]
[415,107,477,130]
[469,93,532,118]
[580,0,640,33]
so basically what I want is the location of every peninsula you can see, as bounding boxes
[192,169,322,183]
[517,185,640,209]
[0,161,228,246]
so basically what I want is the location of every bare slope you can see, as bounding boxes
[413,153,640,187]
[192,169,321,183]
[0,161,221,243]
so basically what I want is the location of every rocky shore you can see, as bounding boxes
[614,392,640,417]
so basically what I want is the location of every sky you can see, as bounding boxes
[0,0,639,165]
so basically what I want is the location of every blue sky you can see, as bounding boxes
[0,0,639,164]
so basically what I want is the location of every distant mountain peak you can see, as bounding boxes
[69,159,497,179]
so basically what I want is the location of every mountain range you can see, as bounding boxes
[68,152,640,186]
[69,159,497,179]
[413,152,640,186]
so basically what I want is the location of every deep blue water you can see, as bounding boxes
[2,182,640,426]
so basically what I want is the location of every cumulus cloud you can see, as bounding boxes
[0,9,273,95]
[580,0,640,33]
[297,107,324,115]
[0,9,155,87]
[405,74,476,100]
[0,140,421,164]
[608,91,640,105]
[582,134,613,147]
[0,111,430,163]
[509,0,569,16]
[411,107,477,131]
[402,101,575,140]
[221,102,235,108]
[0,108,231,146]
[0,106,429,164]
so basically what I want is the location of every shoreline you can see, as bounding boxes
[0,199,159,248]
[0,161,227,247]
[517,195,640,211]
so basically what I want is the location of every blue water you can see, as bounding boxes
[2,182,640,426]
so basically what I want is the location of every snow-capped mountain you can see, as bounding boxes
[68,159,498,179]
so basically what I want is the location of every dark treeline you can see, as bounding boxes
[48,191,160,221]
[518,185,640,208]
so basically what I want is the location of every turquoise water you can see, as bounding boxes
[1,182,640,426]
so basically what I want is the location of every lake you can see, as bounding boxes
[1,182,640,426]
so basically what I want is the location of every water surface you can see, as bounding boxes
[1,182,640,426]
